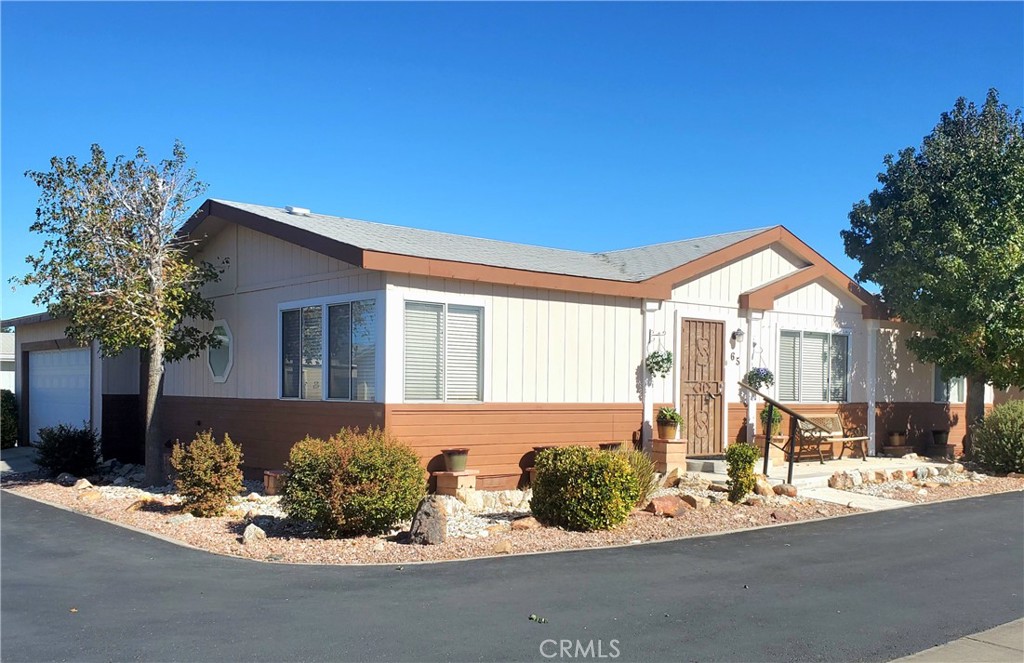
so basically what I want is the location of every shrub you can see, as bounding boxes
[759,407,783,437]
[282,428,425,537]
[170,430,244,517]
[1,389,17,449]
[35,423,100,477]
[613,444,658,507]
[725,442,760,503]
[973,400,1024,474]
[531,446,639,531]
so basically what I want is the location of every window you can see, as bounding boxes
[934,366,966,403]
[778,330,849,402]
[404,302,483,401]
[281,299,376,401]
[207,321,233,383]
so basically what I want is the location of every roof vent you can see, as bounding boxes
[285,206,311,216]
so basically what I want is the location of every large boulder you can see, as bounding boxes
[681,494,711,510]
[56,473,77,487]
[242,524,267,544]
[773,483,798,497]
[753,475,774,497]
[409,496,448,545]
[644,495,687,517]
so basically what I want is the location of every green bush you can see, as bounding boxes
[759,407,783,437]
[531,446,640,531]
[725,442,760,503]
[1,389,17,449]
[35,424,100,477]
[281,428,425,537]
[613,444,658,507]
[170,430,244,517]
[973,400,1024,474]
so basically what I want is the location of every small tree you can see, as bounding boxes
[14,142,221,484]
[843,89,1024,454]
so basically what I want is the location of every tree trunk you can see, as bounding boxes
[142,331,166,486]
[963,375,987,458]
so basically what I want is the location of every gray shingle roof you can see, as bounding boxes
[212,200,771,283]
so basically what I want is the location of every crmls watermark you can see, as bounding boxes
[539,639,621,659]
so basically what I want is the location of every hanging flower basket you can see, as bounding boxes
[744,368,775,393]
[645,350,673,379]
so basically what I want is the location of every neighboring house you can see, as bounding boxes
[1,332,14,392]
[3,200,998,487]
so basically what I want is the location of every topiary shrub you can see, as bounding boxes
[973,400,1024,474]
[613,444,658,507]
[35,424,100,477]
[1,389,17,449]
[281,427,425,538]
[725,442,760,503]
[531,446,640,531]
[170,430,244,517]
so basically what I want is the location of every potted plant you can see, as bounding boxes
[645,350,673,379]
[744,368,775,393]
[759,407,783,438]
[441,448,470,472]
[932,429,950,446]
[656,406,683,440]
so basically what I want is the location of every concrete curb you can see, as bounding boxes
[892,619,1024,662]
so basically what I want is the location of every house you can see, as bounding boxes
[3,199,999,488]
[1,332,14,392]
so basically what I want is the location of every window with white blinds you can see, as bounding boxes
[281,298,377,401]
[404,301,483,401]
[933,366,966,403]
[778,330,849,402]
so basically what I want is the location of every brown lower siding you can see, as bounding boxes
[160,396,384,476]
[727,401,974,455]
[101,394,143,464]
[385,403,644,490]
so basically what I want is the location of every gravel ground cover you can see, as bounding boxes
[3,471,862,565]
[847,472,1024,504]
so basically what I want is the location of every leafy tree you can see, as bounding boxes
[14,142,221,484]
[843,89,1024,453]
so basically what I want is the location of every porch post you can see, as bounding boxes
[866,319,879,455]
[640,300,659,452]
[745,310,756,444]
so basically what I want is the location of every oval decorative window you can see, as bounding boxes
[207,321,233,383]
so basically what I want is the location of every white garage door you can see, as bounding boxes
[29,348,91,442]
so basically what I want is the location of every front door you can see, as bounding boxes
[680,319,725,455]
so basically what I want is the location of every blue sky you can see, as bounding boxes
[2,1,1022,320]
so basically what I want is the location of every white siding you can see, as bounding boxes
[774,279,858,314]
[385,274,645,404]
[162,225,385,400]
[671,244,806,305]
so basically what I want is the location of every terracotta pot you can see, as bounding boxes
[441,448,469,472]
[888,431,907,447]
[657,422,679,440]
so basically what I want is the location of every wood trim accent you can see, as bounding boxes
[21,338,88,352]
[362,251,660,298]
[738,265,826,309]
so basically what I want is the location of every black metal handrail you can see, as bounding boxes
[737,381,831,484]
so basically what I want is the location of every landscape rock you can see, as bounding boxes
[903,453,920,461]
[828,472,851,490]
[372,541,385,552]
[492,540,513,555]
[770,510,799,523]
[753,475,774,497]
[681,494,710,510]
[1008,472,1024,479]
[890,469,906,481]
[773,483,798,497]
[409,496,448,545]
[661,468,681,488]
[56,473,78,487]
[707,483,729,493]
[126,498,160,512]
[848,470,863,487]
[915,467,930,480]
[927,466,939,477]
[457,488,484,512]
[242,523,266,544]
[743,495,767,506]
[167,514,195,524]
[78,489,103,502]
[112,477,128,487]
[644,495,687,517]
[129,473,145,484]
[72,478,93,490]
[511,516,541,531]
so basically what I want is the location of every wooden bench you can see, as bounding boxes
[793,414,869,463]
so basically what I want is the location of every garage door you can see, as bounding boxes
[29,348,91,442]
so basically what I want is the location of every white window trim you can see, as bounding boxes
[777,328,851,403]
[932,365,966,404]
[401,294,488,404]
[207,319,234,384]
[276,290,385,402]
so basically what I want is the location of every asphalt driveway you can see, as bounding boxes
[1,490,1022,662]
